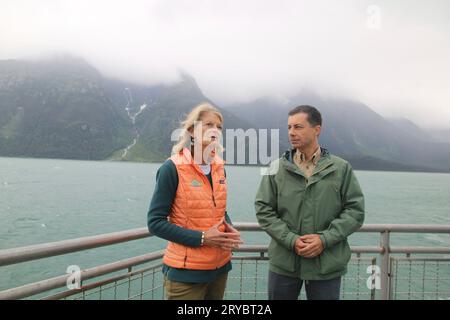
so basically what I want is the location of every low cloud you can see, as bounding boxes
[1,0,449,128]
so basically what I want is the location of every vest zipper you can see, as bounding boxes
[194,163,217,208]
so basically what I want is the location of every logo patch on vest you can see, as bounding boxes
[219,179,226,184]
[190,179,203,187]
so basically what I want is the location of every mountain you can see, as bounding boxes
[0,56,132,160]
[1,56,449,172]
[0,56,252,162]
[427,129,450,143]
[389,118,433,142]
[102,71,253,162]
[224,91,450,172]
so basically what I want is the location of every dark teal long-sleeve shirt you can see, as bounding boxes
[147,159,232,283]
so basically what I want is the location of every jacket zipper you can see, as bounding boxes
[285,157,334,277]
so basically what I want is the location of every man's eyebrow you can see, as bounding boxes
[288,123,304,126]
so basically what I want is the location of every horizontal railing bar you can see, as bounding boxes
[233,245,383,254]
[0,250,164,300]
[234,245,268,253]
[391,257,450,262]
[231,256,269,261]
[390,247,450,254]
[1,223,450,267]
[351,246,383,253]
[356,224,450,233]
[392,279,450,282]
[0,227,151,267]
[2,245,450,300]
[1,223,450,300]
[0,245,382,300]
[235,223,450,233]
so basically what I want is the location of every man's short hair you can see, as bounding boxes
[288,105,322,126]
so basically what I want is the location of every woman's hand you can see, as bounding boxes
[203,218,243,251]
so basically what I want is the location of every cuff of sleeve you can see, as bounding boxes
[318,231,340,248]
[194,230,203,247]
[287,232,299,251]
[319,234,327,249]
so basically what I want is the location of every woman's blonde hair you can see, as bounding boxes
[172,102,224,155]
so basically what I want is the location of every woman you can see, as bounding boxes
[147,102,243,300]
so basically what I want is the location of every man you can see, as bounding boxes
[255,105,365,300]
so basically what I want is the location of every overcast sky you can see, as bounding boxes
[1,0,449,128]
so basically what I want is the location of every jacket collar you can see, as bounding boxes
[284,147,330,163]
[282,147,335,181]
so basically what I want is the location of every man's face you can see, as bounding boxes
[287,112,321,150]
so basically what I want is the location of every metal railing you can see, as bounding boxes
[0,223,450,300]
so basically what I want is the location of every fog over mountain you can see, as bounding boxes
[1,56,449,173]
[1,0,450,129]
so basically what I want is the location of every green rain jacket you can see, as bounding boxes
[255,148,365,280]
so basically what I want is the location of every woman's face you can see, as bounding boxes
[190,111,223,148]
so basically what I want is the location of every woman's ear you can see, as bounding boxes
[187,126,195,144]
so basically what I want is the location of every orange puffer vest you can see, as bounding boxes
[163,148,231,270]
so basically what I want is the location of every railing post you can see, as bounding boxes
[380,230,391,300]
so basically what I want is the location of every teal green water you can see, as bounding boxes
[1,157,450,298]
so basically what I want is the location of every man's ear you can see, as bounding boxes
[315,125,321,137]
